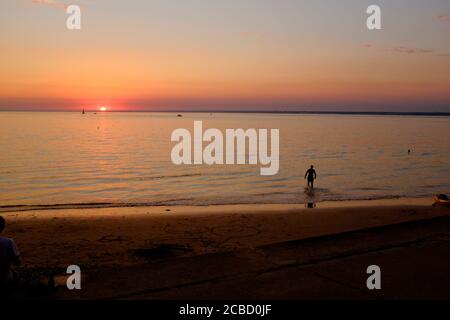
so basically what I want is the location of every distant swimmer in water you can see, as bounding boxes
[304,165,317,190]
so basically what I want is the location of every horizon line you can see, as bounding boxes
[1,110,450,116]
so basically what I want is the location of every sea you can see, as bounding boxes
[1,111,449,208]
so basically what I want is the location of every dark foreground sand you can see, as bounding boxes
[2,198,450,299]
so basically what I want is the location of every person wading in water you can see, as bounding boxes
[304,165,317,190]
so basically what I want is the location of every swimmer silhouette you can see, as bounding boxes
[304,165,317,190]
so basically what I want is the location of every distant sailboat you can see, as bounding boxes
[82,108,85,114]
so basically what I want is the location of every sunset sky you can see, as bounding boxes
[1,0,450,112]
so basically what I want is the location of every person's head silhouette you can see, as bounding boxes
[311,165,314,169]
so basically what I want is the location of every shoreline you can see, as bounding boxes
[2,110,450,116]
[0,196,435,213]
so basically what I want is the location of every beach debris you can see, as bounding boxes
[98,235,127,242]
[433,194,450,207]
[3,267,66,298]
[47,275,57,292]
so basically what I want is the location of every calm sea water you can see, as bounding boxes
[1,112,449,207]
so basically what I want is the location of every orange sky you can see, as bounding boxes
[1,0,450,111]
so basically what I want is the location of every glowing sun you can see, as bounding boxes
[99,106,108,112]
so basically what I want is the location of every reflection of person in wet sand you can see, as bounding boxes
[304,165,317,190]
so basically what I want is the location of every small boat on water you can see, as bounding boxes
[433,194,450,207]
[82,108,85,114]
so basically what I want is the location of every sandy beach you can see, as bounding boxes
[0,197,438,269]
[2,197,450,299]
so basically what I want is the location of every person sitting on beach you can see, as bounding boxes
[0,216,21,288]
[304,165,317,190]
